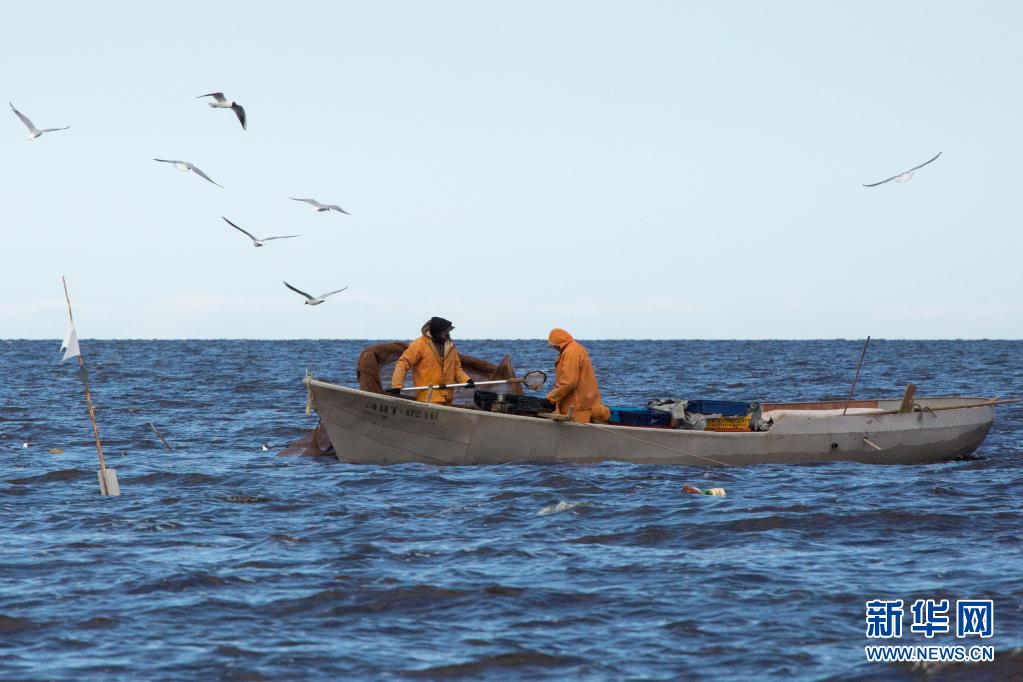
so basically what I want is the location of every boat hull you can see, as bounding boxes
[308,381,995,466]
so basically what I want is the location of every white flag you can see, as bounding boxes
[61,325,80,363]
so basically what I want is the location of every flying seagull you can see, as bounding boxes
[863,152,942,187]
[222,217,300,247]
[197,92,246,130]
[10,102,70,140]
[283,281,348,305]
[153,159,223,187]
[289,197,350,214]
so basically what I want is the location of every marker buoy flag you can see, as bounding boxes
[61,276,120,497]
[61,325,80,363]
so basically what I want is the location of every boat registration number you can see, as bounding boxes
[364,400,440,423]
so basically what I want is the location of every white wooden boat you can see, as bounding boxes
[306,379,1000,466]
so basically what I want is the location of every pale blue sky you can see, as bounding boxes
[3,1,1021,339]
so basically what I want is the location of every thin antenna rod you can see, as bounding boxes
[843,336,871,416]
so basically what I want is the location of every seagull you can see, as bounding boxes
[863,152,942,187]
[222,217,300,247]
[283,281,348,305]
[22,442,29,448]
[10,102,70,140]
[153,159,223,187]
[261,443,269,451]
[196,92,246,130]
[289,197,350,215]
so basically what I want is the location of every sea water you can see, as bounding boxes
[1,339,1020,679]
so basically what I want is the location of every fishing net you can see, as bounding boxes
[522,370,547,391]
[280,342,524,456]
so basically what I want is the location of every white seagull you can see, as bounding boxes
[863,152,942,187]
[197,92,246,130]
[10,102,70,140]
[153,159,223,187]
[289,197,350,215]
[283,281,348,305]
[223,217,300,247]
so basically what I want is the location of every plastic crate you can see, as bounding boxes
[609,407,673,428]
[705,415,752,432]
[687,400,757,417]
[474,391,554,415]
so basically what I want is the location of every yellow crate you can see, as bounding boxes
[705,415,751,432]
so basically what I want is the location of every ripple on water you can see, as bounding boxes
[0,339,1021,680]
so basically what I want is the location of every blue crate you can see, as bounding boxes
[609,407,672,428]
[686,400,756,417]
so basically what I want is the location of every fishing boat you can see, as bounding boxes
[305,378,1004,466]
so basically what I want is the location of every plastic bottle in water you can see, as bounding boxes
[682,485,726,497]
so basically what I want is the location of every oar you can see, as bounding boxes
[400,370,548,393]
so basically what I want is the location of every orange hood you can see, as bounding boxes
[548,328,574,350]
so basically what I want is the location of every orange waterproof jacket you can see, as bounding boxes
[545,329,610,423]
[391,329,471,404]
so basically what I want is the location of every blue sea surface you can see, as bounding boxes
[1,339,1021,680]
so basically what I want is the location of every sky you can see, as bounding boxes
[2,1,1021,339]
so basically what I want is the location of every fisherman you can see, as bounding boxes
[388,317,474,405]
[545,328,611,424]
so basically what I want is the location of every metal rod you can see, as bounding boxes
[401,377,522,393]
[843,336,871,416]
[62,277,107,474]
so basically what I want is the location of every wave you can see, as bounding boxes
[130,472,221,485]
[5,468,86,485]
[538,500,584,515]
[405,651,587,678]
[224,495,272,504]
[125,572,237,595]
[0,614,42,633]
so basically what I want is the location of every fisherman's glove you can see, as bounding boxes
[465,379,476,390]
[386,387,401,396]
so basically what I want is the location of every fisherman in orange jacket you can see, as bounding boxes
[545,328,611,424]
[388,317,473,405]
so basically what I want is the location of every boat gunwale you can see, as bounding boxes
[306,379,996,436]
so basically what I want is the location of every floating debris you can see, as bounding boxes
[682,485,726,497]
[48,448,64,454]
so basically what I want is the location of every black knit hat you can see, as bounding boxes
[428,316,454,337]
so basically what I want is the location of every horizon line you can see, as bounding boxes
[5,337,1023,342]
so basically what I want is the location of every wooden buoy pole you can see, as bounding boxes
[62,277,119,496]
[842,336,871,416]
